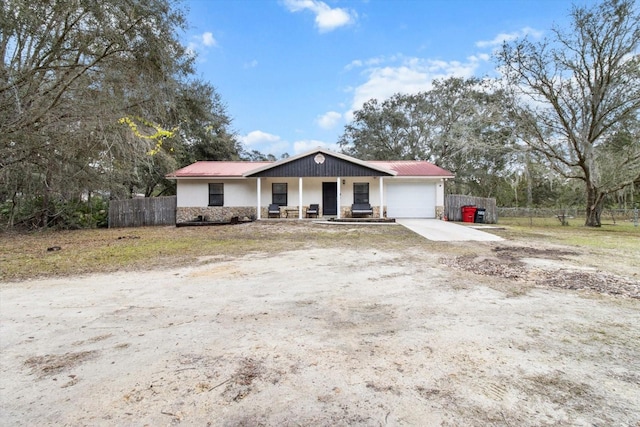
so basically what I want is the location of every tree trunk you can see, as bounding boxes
[525,154,532,208]
[41,171,51,229]
[8,192,17,228]
[585,183,604,227]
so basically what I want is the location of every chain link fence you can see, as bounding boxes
[497,207,638,225]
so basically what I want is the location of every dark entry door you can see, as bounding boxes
[322,182,338,216]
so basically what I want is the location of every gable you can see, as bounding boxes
[245,150,395,178]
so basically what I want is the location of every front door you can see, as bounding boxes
[322,182,338,216]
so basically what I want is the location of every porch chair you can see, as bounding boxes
[268,204,281,218]
[306,204,319,218]
[351,203,373,217]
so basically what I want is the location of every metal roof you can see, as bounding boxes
[369,161,454,177]
[167,150,454,179]
[166,161,272,178]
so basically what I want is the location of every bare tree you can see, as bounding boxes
[499,0,640,226]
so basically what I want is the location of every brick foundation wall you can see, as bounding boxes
[177,204,395,222]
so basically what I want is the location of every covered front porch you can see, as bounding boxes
[252,176,387,220]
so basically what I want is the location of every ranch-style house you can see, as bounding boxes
[166,148,454,223]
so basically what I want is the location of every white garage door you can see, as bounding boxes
[386,181,436,218]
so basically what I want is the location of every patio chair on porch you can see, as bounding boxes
[306,204,319,218]
[268,204,281,218]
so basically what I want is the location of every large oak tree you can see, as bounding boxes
[0,0,239,228]
[499,0,640,226]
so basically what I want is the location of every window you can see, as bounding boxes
[208,183,223,206]
[272,183,288,206]
[353,182,369,204]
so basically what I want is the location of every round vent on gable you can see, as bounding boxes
[314,153,325,164]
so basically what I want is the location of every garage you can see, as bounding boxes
[385,181,436,218]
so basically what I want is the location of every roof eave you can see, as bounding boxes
[389,175,455,179]
[166,175,247,180]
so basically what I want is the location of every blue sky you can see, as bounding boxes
[182,0,597,158]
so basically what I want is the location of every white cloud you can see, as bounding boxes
[293,139,339,154]
[468,53,491,62]
[344,59,363,71]
[264,141,292,156]
[240,130,291,156]
[201,31,217,47]
[346,55,483,119]
[283,0,356,32]
[344,56,386,71]
[186,31,219,62]
[475,26,543,48]
[316,111,342,129]
[240,130,282,146]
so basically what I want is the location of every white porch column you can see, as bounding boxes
[379,176,384,218]
[336,177,341,219]
[256,177,261,220]
[298,177,303,219]
[437,179,445,206]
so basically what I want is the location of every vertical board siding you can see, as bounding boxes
[445,195,497,223]
[247,153,393,177]
[108,196,176,228]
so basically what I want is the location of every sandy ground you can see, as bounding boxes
[1,243,639,426]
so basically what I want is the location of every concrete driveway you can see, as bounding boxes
[397,218,503,241]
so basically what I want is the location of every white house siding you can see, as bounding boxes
[300,178,327,206]
[176,179,255,207]
[223,181,256,206]
[177,176,446,220]
[339,177,380,205]
[385,180,437,218]
[260,178,304,206]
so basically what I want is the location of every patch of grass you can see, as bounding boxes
[495,217,639,249]
[490,217,640,278]
[0,223,425,281]
[0,226,252,281]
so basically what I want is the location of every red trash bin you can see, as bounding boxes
[461,205,477,223]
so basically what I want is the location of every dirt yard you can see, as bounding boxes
[1,223,639,426]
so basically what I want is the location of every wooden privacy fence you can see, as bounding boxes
[108,196,176,228]
[445,195,497,223]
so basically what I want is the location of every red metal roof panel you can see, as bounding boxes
[167,161,272,178]
[368,161,454,177]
